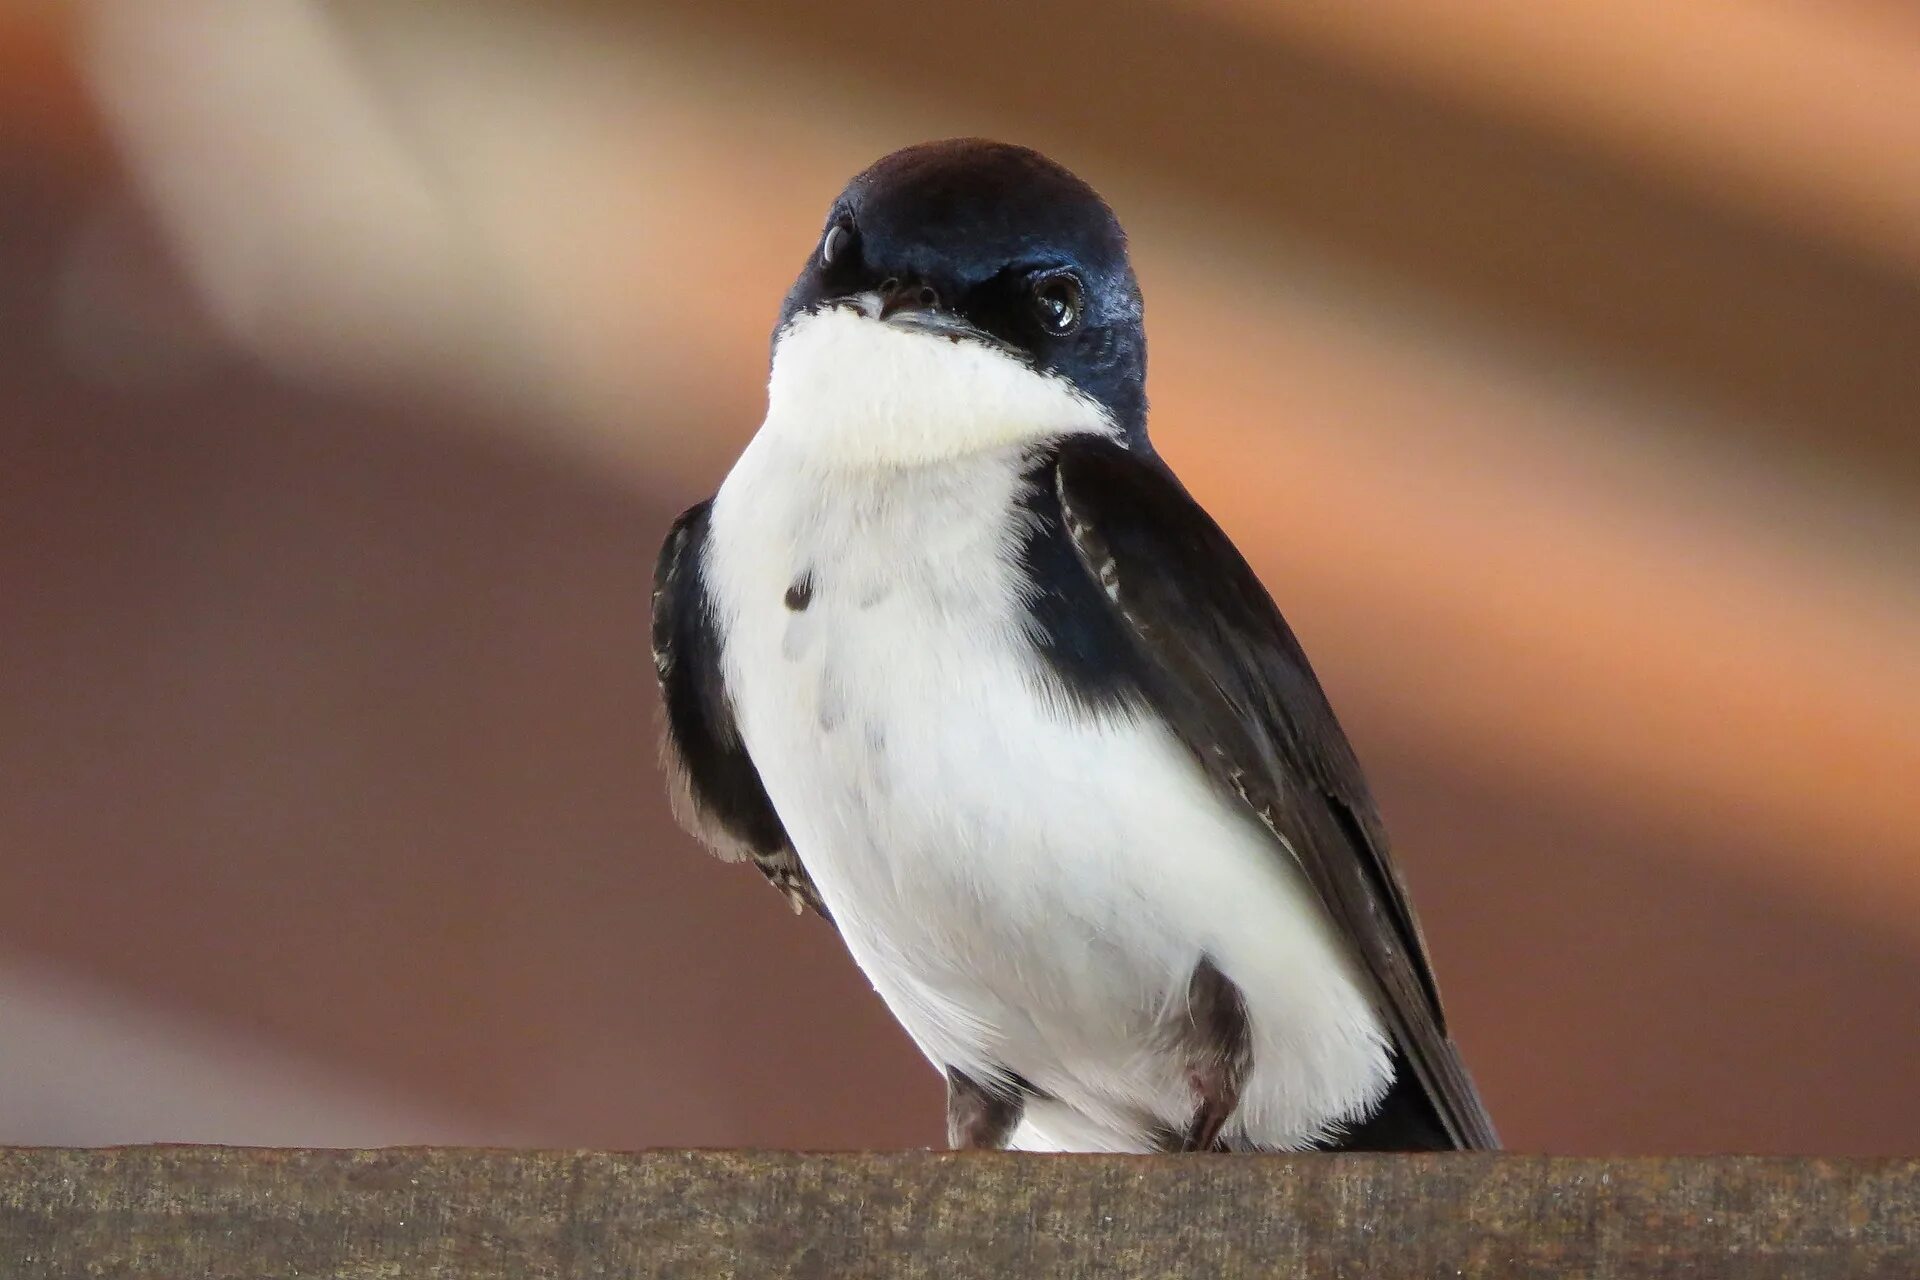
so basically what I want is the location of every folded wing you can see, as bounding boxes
[652,501,827,918]
[1051,438,1497,1149]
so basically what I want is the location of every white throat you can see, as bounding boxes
[760,304,1116,468]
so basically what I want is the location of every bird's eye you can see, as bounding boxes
[821,221,855,267]
[1031,271,1084,336]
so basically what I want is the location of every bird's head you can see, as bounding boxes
[765,139,1146,466]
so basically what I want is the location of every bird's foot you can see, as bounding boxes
[945,1068,1025,1150]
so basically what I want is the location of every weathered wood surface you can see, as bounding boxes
[0,1148,1913,1278]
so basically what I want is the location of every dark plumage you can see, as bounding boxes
[653,503,825,918]
[1047,436,1495,1149]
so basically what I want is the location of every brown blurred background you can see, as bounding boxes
[2,0,1917,1155]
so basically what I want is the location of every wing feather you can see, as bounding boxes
[1052,438,1496,1149]
[652,501,827,918]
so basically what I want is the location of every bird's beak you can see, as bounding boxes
[822,284,1007,350]
[876,277,942,321]
[830,280,988,345]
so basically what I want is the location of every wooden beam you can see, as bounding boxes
[1,1148,1913,1277]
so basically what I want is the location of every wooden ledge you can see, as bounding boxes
[0,1148,1913,1277]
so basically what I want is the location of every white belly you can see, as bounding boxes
[706,435,1391,1150]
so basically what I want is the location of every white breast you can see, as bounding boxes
[702,312,1392,1150]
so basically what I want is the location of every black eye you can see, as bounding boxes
[821,220,855,267]
[1031,272,1083,335]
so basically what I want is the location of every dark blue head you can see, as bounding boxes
[777,140,1148,439]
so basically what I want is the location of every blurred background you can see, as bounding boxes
[3,0,1917,1155]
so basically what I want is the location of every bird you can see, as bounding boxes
[651,138,1497,1153]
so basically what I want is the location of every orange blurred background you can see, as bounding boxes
[2,0,1917,1154]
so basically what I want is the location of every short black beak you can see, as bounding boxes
[876,276,942,320]
[831,278,1002,350]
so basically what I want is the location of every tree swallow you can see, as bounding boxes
[652,139,1497,1152]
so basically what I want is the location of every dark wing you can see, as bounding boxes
[652,500,827,918]
[1050,437,1497,1149]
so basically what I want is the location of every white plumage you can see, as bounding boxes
[703,307,1393,1151]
